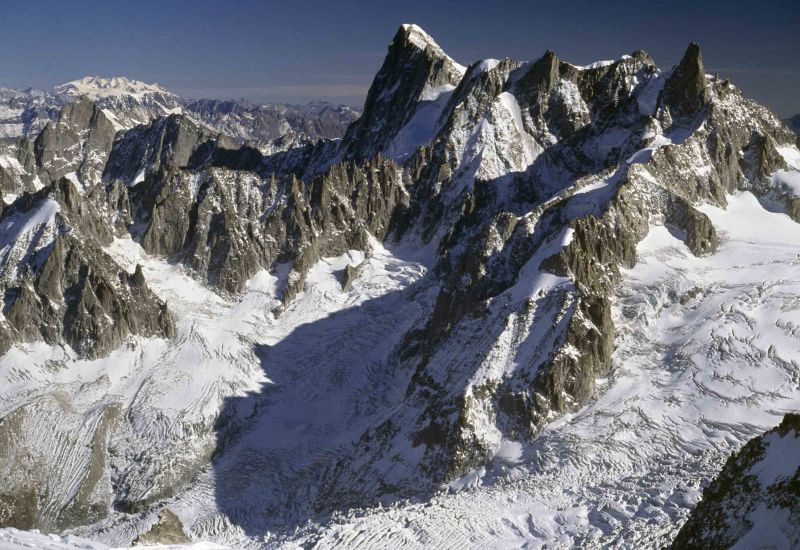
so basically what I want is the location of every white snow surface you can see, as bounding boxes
[0,236,433,549]
[778,145,800,170]
[6,191,790,549]
[773,169,800,197]
[0,527,227,549]
[749,431,800,489]
[173,191,799,549]
[0,155,25,176]
[572,59,616,70]
[54,76,177,100]
[386,85,455,161]
[0,198,60,285]
[730,506,796,550]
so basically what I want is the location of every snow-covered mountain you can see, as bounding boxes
[0,23,799,549]
[0,76,359,144]
[53,76,178,99]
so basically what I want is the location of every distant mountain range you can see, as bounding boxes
[0,76,360,148]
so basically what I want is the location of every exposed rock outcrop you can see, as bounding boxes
[662,42,709,119]
[0,178,174,358]
[133,510,191,546]
[34,97,117,186]
[340,260,365,292]
[664,195,719,256]
[672,413,800,549]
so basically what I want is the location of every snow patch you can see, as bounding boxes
[572,59,616,70]
[749,431,800,488]
[0,154,25,176]
[386,85,455,160]
[773,169,800,197]
[777,145,800,170]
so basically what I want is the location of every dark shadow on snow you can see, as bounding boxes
[209,268,439,536]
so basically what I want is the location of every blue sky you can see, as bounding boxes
[0,0,797,115]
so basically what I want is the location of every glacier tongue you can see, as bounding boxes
[223,192,799,549]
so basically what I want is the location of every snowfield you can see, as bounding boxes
[1,191,789,549]
[167,191,796,549]
[0,527,226,549]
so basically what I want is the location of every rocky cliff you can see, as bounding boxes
[672,413,800,549]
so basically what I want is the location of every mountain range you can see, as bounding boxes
[0,23,798,549]
[0,76,360,148]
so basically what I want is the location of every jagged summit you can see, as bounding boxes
[54,76,176,99]
[399,23,435,47]
[662,42,709,117]
[396,23,465,71]
[341,23,465,159]
[389,23,466,77]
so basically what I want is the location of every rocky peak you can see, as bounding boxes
[398,24,448,60]
[0,175,174,358]
[629,49,656,65]
[102,113,214,186]
[513,50,561,98]
[662,42,709,118]
[341,24,465,160]
[34,96,116,186]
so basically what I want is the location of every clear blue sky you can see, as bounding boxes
[0,0,797,116]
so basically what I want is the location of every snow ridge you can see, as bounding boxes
[54,76,177,99]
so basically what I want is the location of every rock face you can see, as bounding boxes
[661,42,709,119]
[0,23,799,541]
[34,97,117,187]
[0,178,174,358]
[341,23,465,160]
[102,113,407,296]
[132,510,191,546]
[664,195,719,256]
[672,413,800,549]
